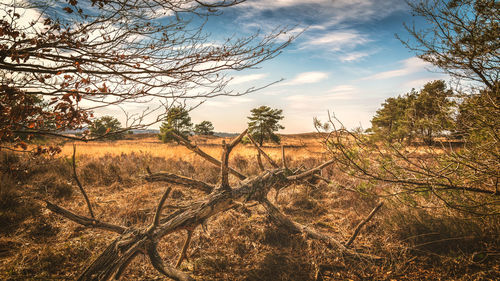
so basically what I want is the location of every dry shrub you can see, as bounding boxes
[245,252,312,281]
[34,172,73,199]
[0,172,40,234]
[385,208,500,255]
[23,216,59,241]
[7,237,96,279]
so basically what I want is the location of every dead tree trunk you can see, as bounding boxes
[47,130,380,280]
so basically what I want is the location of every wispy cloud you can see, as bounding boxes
[282,71,329,86]
[238,0,405,26]
[325,85,358,100]
[339,51,371,62]
[364,57,432,80]
[229,73,268,85]
[304,30,371,50]
[203,97,254,108]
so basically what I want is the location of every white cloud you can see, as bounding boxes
[339,52,371,62]
[204,97,254,108]
[297,30,374,61]
[239,0,405,27]
[364,57,432,80]
[240,0,327,10]
[229,73,268,85]
[282,71,329,86]
[305,31,370,49]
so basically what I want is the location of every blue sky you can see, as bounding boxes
[110,0,449,133]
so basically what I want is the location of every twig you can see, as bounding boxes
[171,131,247,180]
[72,144,95,219]
[153,187,172,228]
[346,202,383,247]
[145,172,214,194]
[45,201,125,234]
[246,133,279,168]
[281,145,288,170]
[176,230,193,268]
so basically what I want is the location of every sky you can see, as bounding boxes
[168,0,448,133]
[8,0,449,134]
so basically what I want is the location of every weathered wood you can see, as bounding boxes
[48,131,381,280]
[221,130,247,189]
[281,145,288,170]
[171,131,247,180]
[147,242,194,281]
[153,187,172,228]
[72,144,95,219]
[257,151,265,171]
[247,133,279,168]
[346,202,383,247]
[175,229,193,268]
[145,172,214,194]
[45,201,125,234]
[287,159,335,181]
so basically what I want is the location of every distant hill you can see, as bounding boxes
[213,132,239,137]
[130,129,159,134]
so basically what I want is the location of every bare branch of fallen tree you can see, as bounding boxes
[153,187,172,228]
[171,131,247,180]
[47,129,383,280]
[346,202,384,247]
[281,145,288,170]
[247,133,279,168]
[72,144,95,219]
[221,129,248,189]
[45,201,125,234]
[145,172,214,194]
[257,151,265,171]
[176,230,193,268]
[287,159,335,181]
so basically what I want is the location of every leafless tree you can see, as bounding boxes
[0,0,295,145]
[46,130,382,280]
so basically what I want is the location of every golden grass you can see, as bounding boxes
[58,134,328,161]
[2,133,497,281]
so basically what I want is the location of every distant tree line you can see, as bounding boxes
[159,105,285,145]
[159,106,215,143]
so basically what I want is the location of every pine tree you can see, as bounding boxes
[194,121,215,136]
[159,107,192,143]
[247,106,284,146]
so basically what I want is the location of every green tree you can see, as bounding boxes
[370,94,413,143]
[407,80,454,145]
[323,0,499,215]
[400,0,498,89]
[247,106,284,146]
[159,107,193,143]
[370,81,454,145]
[194,121,215,136]
[89,116,125,140]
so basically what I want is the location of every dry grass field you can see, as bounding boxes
[0,133,498,280]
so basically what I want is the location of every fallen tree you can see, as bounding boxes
[46,129,382,280]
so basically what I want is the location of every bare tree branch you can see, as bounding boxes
[145,172,214,194]
[346,202,383,247]
[45,201,125,234]
[72,144,95,219]
[247,132,279,168]
[171,131,247,180]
